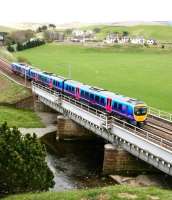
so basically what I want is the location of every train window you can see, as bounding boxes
[71,87,75,93]
[90,93,94,101]
[66,85,69,90]
[118,104,122,112]
[85,92,89,99]
[95,95,100,103]
[100,98,105,106]
[113,102,118,110]
[122,105,126,113]
[69,86,71,91]
[81,90,84,97]
[58,82,60,88]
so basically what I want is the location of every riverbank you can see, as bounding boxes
[4,185,172,200]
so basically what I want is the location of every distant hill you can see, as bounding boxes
[0,25,15,32]
[82,24,172,42]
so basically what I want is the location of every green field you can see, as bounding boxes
[4,185,172,200]
[0,106,43,128]
[15,43,172,112]
[0,74,31,104]
[83,24,172,41]
[0,74,43,128]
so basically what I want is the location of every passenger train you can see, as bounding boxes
[11,62,148,127]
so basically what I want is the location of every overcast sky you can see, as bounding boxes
[0,0,172,25]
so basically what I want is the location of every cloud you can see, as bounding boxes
[0,0,171,24]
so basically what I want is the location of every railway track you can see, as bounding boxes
[1,57,172,150]
[0,58,31,88]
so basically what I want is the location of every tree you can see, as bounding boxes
[42,25,48,31]
[7,45,15,52]
[93,27,101,33]
[122,31,129,36]
[65,28,73,35]
[49,24,56,29]
[10,30,34,44]
[0,122,54,195]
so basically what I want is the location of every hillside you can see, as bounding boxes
[0,74,43,127]
[0,48,16,62]
[83,25,172,42]
[0,74,31,104]
[0,25,16,32]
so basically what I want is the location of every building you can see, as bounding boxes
[130,36,145,45]
[147,39,157,45]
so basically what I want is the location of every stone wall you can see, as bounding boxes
[103,144,158,175]
[57,115,96,140]
[15,95,34,110]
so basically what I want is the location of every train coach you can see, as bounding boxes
[11,62,148,126]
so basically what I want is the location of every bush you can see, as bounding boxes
[17,56,31,64]
[16,39,45,51]
[0,122,54,195]
[7,45,15,52]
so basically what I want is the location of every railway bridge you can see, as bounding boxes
[32,81,172,176]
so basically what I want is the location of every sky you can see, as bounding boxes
[0,0,171,25]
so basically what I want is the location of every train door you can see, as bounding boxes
[106,98,112,112]
[76,87,80,99]
[49,78,53,89]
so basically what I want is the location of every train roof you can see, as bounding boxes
[65,79,145,106]
[100,90,144,105]
[12,62,31,70]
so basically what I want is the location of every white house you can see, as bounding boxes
[0,35,4,41]
[147,39,157,45]
[131,37,145,45]
[72,30,84,37]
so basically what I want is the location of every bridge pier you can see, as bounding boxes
[103,144,157,175]
[57,115,96,140]
[34,95,56,112]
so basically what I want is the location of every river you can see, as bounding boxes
[41,132,114,191]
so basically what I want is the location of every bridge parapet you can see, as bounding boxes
[148,106,172,123]
[32,82,172,176]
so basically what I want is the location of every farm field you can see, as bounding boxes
[15,43,172,112]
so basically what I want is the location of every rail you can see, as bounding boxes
[32,81,172,152]
[148,107,172,123]
[111,116,172,151]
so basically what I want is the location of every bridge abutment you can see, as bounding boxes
[103,144,157,175]
[34,95,55,112]
[57,115,96,140]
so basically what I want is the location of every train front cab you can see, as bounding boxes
[133,104,148,127]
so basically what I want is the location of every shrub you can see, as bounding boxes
[0,122,54,195]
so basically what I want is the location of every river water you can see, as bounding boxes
[41,132,114,191]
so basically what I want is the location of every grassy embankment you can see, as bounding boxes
[0,74,43,128]
[15,43,172,112]
[4,185,172,200]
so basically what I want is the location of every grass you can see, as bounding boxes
[83,24,172,42]
[0,47,16,62]
[0,106,43,128]
[0,74,43,128]
[3,185,172,200]
[14,43,172,112]
[0,74,31,104]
